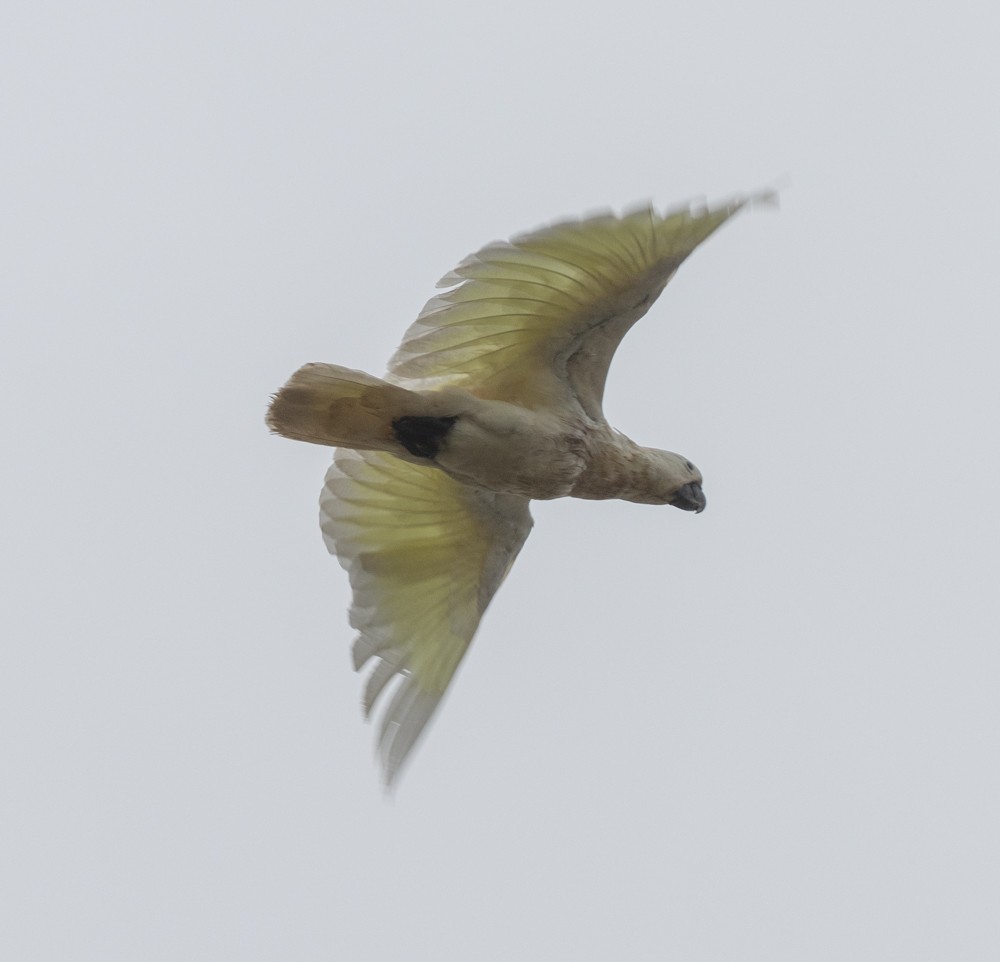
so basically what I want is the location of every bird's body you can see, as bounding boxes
[268,192,772,782]
[271,369,698,503]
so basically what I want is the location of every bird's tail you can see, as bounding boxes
[266,363,424,451]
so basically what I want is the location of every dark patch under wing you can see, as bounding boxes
[391,415,458,459]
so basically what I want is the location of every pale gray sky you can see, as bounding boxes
[3,1,999,959]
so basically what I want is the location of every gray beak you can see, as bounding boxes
[671,481,706,513]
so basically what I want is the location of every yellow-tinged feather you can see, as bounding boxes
[320,449,532,782]
[389,194,769,415]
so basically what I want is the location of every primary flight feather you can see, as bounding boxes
[268,191,773,783]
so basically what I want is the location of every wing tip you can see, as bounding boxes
[660,186,780,222]
[742,185,781,211]
[375,677,443,788]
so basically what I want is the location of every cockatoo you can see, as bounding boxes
[268,192,772,784]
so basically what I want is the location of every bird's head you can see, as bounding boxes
[638,449,707,512]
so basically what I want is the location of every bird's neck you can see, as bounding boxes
[569,431,667,503]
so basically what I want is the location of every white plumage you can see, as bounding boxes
[268,191,773,783]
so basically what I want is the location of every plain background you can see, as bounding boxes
[3,1,999,959]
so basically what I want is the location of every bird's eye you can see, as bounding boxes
[685,460,695,472]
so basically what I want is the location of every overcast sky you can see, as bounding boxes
[4,1,999,959]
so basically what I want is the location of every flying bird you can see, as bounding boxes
[268,192,773,784]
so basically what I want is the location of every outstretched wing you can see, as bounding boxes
[320,448,533,784]
[389,192,774,418]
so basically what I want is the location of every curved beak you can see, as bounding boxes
[671,481,706,513]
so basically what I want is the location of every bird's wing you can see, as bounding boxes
[389,192,774,419]
[320,448,533,784]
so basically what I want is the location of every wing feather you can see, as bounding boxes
[320,448,533,784]
[389,192,773,416]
